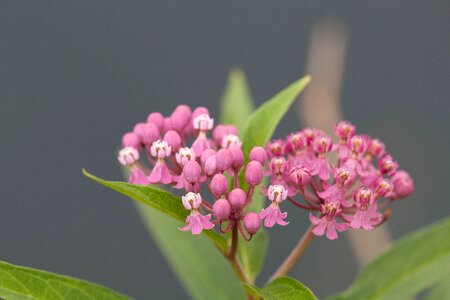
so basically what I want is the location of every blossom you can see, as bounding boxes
[260,185,289,227]
[309,200,348,240]
[179,193,214,235]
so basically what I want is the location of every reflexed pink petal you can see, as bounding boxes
[191,137,211,157]
[148,164,162,183]
[276,210,289,226]
[312,219,326,236]
[326,221,338,240]
[129,167,150,185]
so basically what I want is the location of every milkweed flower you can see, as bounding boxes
[116,104,413,240]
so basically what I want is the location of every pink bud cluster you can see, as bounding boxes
[118,106,414,241]
[118,105,263,239]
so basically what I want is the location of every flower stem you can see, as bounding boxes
[267,224,315,283]
[225,223,254,299]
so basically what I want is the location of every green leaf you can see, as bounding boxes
[82,169,227,251]
[241,75,311,211]
[424,277,450,300]
[237,229,269,282]
[262,277,317,300]
[242,283,263,299]
[0,260,128,300]
[135,202,246,300]
[220,68,255,133]
[330,217,450,300]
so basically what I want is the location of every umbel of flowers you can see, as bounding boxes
[118,105,414,240]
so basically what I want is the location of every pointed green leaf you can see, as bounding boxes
[330,217,450,300]
[220,68,255,133]
[241,75,311,211]
[82,169,227,251]
[135,203,246,300]
[0,260,128,300]
[262,277,317,300]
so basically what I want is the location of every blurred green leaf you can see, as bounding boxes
[329,217,450,300]
[262,277,317,300]
[135,203,246,300]
[241,75,311,211]
[0,260,128,300]
[82,169,227,251]
[424,277,450,300]
[220,68,255,133]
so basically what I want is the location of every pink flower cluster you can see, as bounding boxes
[118,106,414,240]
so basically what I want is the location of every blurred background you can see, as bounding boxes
[1,1,449,299]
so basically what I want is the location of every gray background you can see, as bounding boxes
[1,1,449,299]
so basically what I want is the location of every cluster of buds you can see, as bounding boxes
[118,106,414,241]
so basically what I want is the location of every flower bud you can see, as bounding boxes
[249,146,268,164]
[210,174,229,196]
[289,166,311,188]
[216,149,232,171]
[164,130,181,152]
[122,132,141,149]
[204,155,217,176]
[183,161,202,183]
[213,199,231,220]
[229,145,244,170]
[147,112,165,131]
[192,106,210,119]
[171,105,192,131]
[243,212,260,235]
[212,125,238,146]
[390,171,414,199]
[133,122,147,138]
[141,123,160,145]
[201,149,215,166]
[245,161,263,186]
[163,117,173,132]
[229,188,246,210]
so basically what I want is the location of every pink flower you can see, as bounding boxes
[221,134,242,149]
[260,185,289,227]
[193,114,214,131]
[317,184,350,207]
[347,186,382,230]
[269,157,289,183]
[150,140,172,159]
[175,147,195,167]
[148,162,172,184]
[129,166,150,185]
[266,139,284,157]
[260,202,289,227]
[179,193,214,235]
[118,147,139,166]
[334,121,355,140]
[309,200,348,240]
[378,154,399,177]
